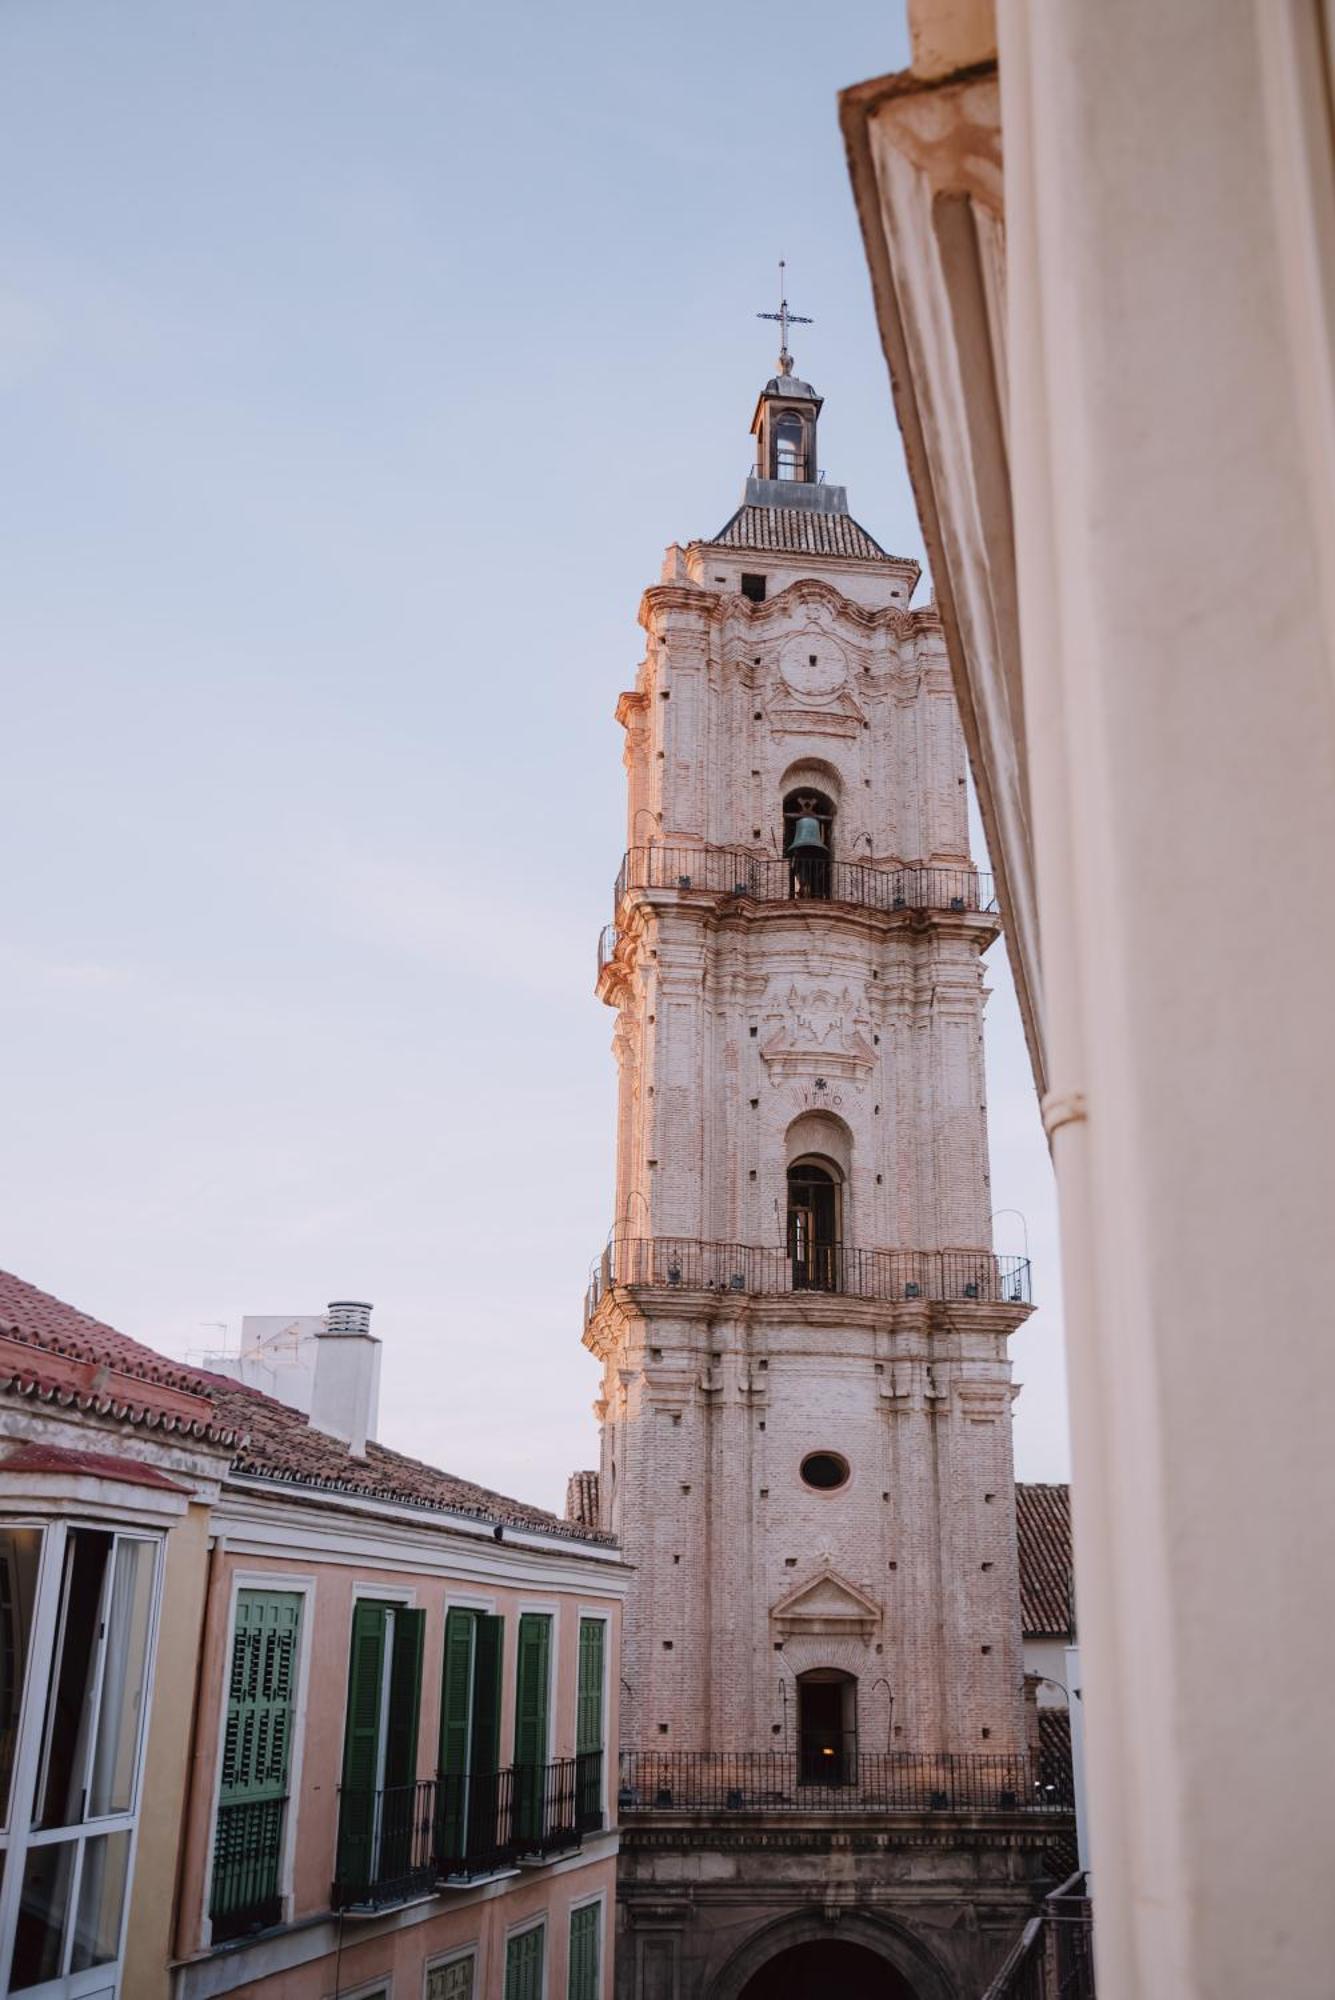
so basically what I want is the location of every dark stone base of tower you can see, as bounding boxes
[615,1823,1056,1998]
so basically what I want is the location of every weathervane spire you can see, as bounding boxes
[756,258,813,376]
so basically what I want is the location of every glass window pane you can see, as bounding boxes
[70,1831,131,1973]
[34,1531,111,1830]
[0,1529,43,1826]
[9,1837,76,1990]
[88,1540,155,1817]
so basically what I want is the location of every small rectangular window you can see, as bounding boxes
[568,1902,601,2000]
[428,1953,476,2000]
[505,1923,545,2000]
[740,573,767,604]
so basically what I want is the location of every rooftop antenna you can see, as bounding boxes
[757,258,813,377]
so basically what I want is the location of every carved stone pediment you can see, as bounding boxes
[760,984,875,1083]
[771,1566,882,1640]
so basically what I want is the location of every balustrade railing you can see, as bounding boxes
[333,1777,438,1911]
[585,1237,1031,1324]
[613,845,996,920]
[618,1750,1073,1817]
[334,1754,604,1910]
[209,1795,286,1941]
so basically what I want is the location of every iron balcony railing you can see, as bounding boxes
[596,922,622,980]
[333,1777,438,1912]
[618,1750,1074,1818]
[434,1765,516,1882]
[585,1237,1031,1324]
[209,1795,286,1941]
[981,1871,1095,2000]
[334,1754,605,1910]
[613,845,997,921]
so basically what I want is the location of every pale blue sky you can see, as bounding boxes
[1,0,1068,1509]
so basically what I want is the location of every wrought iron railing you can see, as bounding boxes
[981,1872,1095,2000]
[434,1766,516,1882]
[210,1795,286,1941]
[618,1750,1073,1817]
[332,1777,438,1911]
[585,1237,1031,1324]
[613,845,996,919]
[335,1755,605,1908]
[596,922,622,980]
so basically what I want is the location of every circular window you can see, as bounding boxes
[800,1452,849,1491]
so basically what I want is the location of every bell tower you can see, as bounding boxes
[585,315,1058,1997]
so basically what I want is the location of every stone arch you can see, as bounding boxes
[785,1109,852,1180]
[779,755,845,805]
[707,1906,957,2000]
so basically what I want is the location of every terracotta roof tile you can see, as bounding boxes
[565,1469,600,1528]
[1016,1482,1074,1636]
[706,503,896,562]
[0,1442,188,1493]
[206,1375,615,1544]
[0,1270,236,1443]
[0,1271,616,1548]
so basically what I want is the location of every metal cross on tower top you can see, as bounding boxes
[756,259,813,375]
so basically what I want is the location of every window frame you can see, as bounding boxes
[503,1914,547,2000]
[574,1610,610,1822]
[566,1891,605,2000]
[0,1519,167,1999]
[199,1571,316,1950]
[424,1942,479,2000]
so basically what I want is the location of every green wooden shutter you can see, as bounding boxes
[576,1620,604,1757]
[439,1610,475,1778]
[514,1614,551,1770]
[437,1608,475,1861]
[212,1590,301,1932]
[568,1903,600,2000]
[337,1600,387,1894]
[220,1590,302,1803]
[383,1606,425,1790]
[470,1614,503,1774]
[505,1924,545,2000]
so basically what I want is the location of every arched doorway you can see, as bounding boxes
[787,1158,843,1291]
[739,1939,919,2000]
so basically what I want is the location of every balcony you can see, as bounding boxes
[584,1236,1032,1326]
[332,1754,604,1913]
[209,1796,287,1941]
[617,1750,1074,1819]
[613,845,996,920]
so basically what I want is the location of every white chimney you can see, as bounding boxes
[309,1300,381,1456]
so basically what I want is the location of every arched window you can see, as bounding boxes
[783,788,834,900]
[787,1158,843,1292]
[797,1670,858,1786]
[773,412,805,482]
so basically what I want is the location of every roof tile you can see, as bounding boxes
[1016,1482,1074,1636]
[706,503,895,562]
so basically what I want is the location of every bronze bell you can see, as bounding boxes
[788,813,826,854]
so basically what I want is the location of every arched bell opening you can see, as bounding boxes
[786,1157,843,1293]
[796,1669,858,1786]
[783,787,834,900]
[771,409,809,482]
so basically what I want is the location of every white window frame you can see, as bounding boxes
[567,1889,607,2000]
[574,1607,612,1820]
[198,1570,316,1950]
[423,1940,479,1999]
[503,1913,548,2000]
[0,1519,167,2000]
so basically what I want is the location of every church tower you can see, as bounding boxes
[584,310,1059,1999]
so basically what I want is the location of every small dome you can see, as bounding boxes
[763,373,819,402]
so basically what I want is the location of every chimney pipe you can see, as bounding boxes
[309,1299,381,1456]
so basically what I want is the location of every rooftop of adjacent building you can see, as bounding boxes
[0,1266,615,1546]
